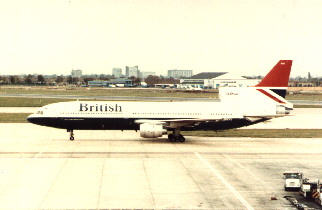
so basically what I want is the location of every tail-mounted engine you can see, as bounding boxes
[140,123,167,138]
[276,105,291,115]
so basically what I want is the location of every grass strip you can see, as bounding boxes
[0,87,219,98]
[294,105,322,108]
[286,93,322,101]
[0,97,73,107]
[0,113,31,123]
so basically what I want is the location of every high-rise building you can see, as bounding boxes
[71,69,82,78]
[168,69,193,78]
[125,66,139,78]
[112,68,122,78]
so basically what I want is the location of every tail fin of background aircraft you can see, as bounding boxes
[255,60,293,98]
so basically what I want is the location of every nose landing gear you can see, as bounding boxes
[67,129,74,141]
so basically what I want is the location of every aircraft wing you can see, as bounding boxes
[135,118,225,128]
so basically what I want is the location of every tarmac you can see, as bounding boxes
[0,123,321,209]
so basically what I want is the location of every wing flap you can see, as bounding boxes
[245,114,292,122]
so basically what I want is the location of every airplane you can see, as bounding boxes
[27,60,293,142]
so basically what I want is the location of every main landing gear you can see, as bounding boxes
[67,129,74,141]
[168,128,185,142]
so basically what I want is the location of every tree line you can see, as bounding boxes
[0,74,180,86]
[0,74,85,85]
[1,74,318,87]
[247,74,321,87]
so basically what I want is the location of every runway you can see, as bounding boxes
[0,123,321,209]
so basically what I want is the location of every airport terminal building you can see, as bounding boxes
[88,79,132,87]
[178,72,260,89]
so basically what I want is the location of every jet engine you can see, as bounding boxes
[276,105,290,114]
[140,123,167,138]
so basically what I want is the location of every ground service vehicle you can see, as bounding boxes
[300,178,313,198]
[283,171,303,191]
[300,178,322,206]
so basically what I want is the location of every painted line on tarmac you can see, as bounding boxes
[195,152,254,210]
[223,154,270,189]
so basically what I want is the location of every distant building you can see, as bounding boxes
[168,69,193,79]
[88,81,109,87]
[178,72,225,89]
[88,79,133,87]
[71,69,82,78]
[140,71,156,78]
[179,72,260,89]
[110,79,133,86]
[209,72,259,89]
[112,68,122,78]
[125,66,139,78]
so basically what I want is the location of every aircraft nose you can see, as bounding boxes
[27,115,32,123]
[27,114,36,124]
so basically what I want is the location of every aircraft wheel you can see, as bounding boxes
[70,136,74,141]
[178,134,185,142]
[168,134,176,142]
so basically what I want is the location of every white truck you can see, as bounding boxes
[283,171,303,191]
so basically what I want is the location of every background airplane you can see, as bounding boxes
[28,60,293,142]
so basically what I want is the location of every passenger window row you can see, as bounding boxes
[59,112,232,116]
[132,113,202,116]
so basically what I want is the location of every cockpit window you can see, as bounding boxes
[37,111,43,115]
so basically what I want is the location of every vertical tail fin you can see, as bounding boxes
[255,60,292,98]
[256,60,292,88]
[220,60,293,113]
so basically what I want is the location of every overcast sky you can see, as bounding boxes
[0,0,321,77]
